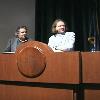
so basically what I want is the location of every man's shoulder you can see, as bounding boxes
[50,35,55,38]
[10,37,18,41]
[65,32,75,36]
[65,32,75,34]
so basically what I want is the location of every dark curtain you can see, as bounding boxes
[35,0,100,51]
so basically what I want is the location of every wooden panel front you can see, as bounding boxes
[0,41,80,84]
[0,41,80,100]
[81,51,100,83]
[0,84,73,100]
[81,51,100,100]
[84,90,100,100]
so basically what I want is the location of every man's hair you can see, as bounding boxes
[15,26,28,37]
[51,19,68,34]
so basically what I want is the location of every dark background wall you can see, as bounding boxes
[0,0,35,52]
[35,0,100,51]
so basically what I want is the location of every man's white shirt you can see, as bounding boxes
[48,32,75,52]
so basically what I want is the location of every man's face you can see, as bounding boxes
[18,28,27,39]
[56,21,65,33]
